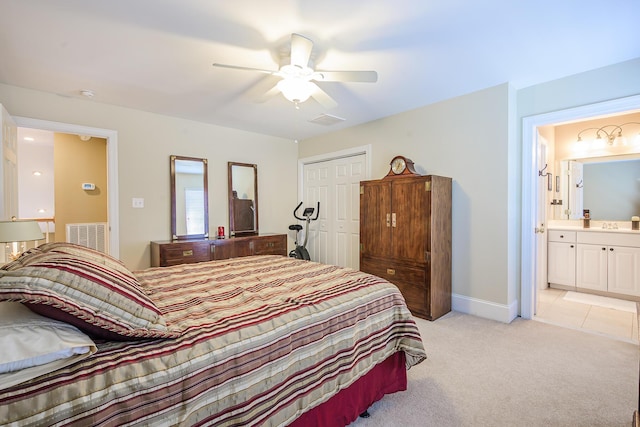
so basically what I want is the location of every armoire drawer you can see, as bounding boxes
[360,258,426,285]
[393,281,429,318]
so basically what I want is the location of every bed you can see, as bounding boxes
[0,243,426,426]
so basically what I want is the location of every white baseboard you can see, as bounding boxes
[452,293,519,323]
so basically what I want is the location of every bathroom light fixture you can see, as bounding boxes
[575,122,640,148]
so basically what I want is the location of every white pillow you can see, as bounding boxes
[0,301,97,390]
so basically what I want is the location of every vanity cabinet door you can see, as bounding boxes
[576,244,608,291]
[607,246,640,297]
[547,242,576,286]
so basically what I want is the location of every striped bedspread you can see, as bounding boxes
[0,255,426,426]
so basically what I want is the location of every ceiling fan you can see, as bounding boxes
[212,33,378,109]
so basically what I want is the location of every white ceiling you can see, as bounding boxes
[1,0,639,141]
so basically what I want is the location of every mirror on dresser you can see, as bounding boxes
[170,155,209,240]
[228,162,258,236]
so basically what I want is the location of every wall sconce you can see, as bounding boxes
[0,217,44,262]
[575,122,640,149]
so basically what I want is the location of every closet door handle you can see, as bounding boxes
[392,213,397,228]
[386,213,391,227]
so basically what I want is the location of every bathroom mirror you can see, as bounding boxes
[171,155,208,240]
[555,154,640,221]
[228,162,258,236]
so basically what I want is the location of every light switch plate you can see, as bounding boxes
[132,198,144,208]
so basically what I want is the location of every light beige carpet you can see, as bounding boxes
[350,311,638,427]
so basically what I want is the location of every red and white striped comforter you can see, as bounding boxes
[0,255,426,426]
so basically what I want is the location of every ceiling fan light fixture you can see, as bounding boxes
[277,78,314,103]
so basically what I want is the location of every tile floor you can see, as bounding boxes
[535,287,639,344]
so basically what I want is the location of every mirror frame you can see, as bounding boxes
[170,155,209,240]
[555,154,640,221]
[228,162,258,236]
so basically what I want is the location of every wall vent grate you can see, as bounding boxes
[309,114,346,126]
[66,222,109,253]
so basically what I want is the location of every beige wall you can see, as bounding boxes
[0,83,298,270]
[300,83,515,310]
[54,134,107,241]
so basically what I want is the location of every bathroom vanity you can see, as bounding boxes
[547,224,640,299]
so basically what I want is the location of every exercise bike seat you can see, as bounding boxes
[288,224,303,231]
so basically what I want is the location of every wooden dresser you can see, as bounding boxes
[359,174,452,320]
[151,233,287,267]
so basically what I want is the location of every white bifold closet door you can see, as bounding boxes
[302,154,365,269]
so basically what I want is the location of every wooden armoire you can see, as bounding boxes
[359,173,452,320]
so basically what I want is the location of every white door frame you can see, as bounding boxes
[13,116,120,259]
[520,94,640,319]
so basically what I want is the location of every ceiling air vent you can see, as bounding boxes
[309,114,346,126]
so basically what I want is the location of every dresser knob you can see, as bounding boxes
[386,268,396,275]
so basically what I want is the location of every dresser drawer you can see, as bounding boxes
[151,234,287,267]
[252,235,287,255]
[158,241,210,266]
[360,258,426,285]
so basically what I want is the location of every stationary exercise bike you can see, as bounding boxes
[288,202,320,260]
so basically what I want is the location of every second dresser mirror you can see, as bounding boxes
[228,162,258,236]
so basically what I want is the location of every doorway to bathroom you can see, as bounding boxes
[521,94,640,342]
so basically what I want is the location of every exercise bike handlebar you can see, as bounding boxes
[293,202,320,221]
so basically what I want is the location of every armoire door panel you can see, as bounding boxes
[360,181,393,258]
[390,178,428,262]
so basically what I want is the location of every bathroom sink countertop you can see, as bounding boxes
[548,222,639,233]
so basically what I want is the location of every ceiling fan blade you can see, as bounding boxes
[212,63,276,75]
[290,33,313,69]
[256,83,282,103]
[313,70,378,83]
[310,83,338,109]
[241,74,281,103]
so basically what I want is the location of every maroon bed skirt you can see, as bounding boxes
[289,351,407,427]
